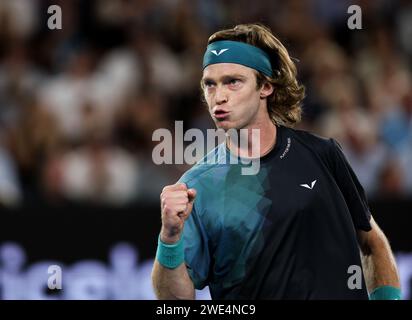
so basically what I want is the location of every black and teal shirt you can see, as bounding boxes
[179,125,371,300]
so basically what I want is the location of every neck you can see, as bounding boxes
[226,115,277,159]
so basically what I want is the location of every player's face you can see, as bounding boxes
[202,63,267,130]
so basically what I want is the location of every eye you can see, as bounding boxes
[203,80,215,88]
[227,78,242,87]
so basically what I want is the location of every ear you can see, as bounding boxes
[260,81,274,99]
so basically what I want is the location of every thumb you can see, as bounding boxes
[187,188,197,203]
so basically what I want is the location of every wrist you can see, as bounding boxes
[156,234,185,269]
[159,232,180,244]
[369,286,401,300]
[160,228,181,244]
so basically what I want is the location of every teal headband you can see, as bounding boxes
[203,40,273,77]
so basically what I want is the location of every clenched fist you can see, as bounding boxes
[160,183,197,244]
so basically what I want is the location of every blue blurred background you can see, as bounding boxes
[0,0,411,299]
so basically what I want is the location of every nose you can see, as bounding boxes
[215,85,228,105]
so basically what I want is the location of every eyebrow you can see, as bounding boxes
[202,74,247,83]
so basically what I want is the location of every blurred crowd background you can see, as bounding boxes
[0,0,412,208]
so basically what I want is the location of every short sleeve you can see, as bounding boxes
[183,202,211,289]
[327,139,372,231]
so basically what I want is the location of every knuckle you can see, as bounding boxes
[176,182,187,189]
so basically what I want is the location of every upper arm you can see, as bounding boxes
[356,216,387,256]
[326,138,372,231]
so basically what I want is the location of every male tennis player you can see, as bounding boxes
[152,24,400,299]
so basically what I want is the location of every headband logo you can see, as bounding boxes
[211,48,229,56]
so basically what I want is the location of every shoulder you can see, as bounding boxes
[177,143,228,188]
[283,125,340,165]
[285,126,333,148]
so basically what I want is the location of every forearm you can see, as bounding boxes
[359,224,400,292]
[152,259,195,300]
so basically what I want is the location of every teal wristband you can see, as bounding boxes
[369,286,401,300]
[156,235,185,269]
